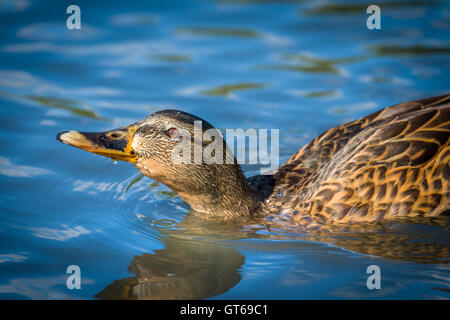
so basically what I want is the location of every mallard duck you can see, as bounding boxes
[57,95,450,224]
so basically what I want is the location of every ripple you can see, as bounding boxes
[371,44,450,56]
[109,13,156,26]
[0,157,54,178]
[0,0,30,13]
[152,218,178,228]
[150,53,193,62]
[328,101,377,115]
[306,1,441,15]
[17,23,102,41]
[0,275,94,299]
[28,96,106,120]
[125,174,144,193]
[257,54,364,74]
[0,253,28,264]
[28,225,90,242]
[202,83,267,96]
[175,27,261,38]
[289,89,341,98]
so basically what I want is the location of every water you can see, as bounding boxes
[0,0,449,299]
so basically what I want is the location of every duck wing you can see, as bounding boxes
[273,95,450,222]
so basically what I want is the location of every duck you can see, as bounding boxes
[57,94,450,224]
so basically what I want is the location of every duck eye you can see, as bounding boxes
[166,128,179,139]
[109,132,122,139]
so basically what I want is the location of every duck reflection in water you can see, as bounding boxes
[96,215,246,300]
[95,212,449,299]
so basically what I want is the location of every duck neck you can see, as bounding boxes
[169,163,262,219]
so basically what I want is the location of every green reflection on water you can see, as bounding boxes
[372,45,450,56]
[267,64,339,74]
[126,175,144,193]
[28,95,106,121]
[282,54,365,64]
[175,27,260,38]
[158,190,179,198]
[301,90,339,98]
[149,181,160,188]
[203,83,267,96]
[260,54,364,74]
[307,0,442,15]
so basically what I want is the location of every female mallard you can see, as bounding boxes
[57,95,450,224]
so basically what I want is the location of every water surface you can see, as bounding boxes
[0,0,449,299]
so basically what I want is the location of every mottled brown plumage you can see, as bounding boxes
[57,95,450,225]
[259,94,450,223]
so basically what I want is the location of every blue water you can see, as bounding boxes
[0,0,449,299]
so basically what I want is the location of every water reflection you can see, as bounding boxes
[310,218,450,264]
[306,1,441,15]
[175,27,261,38]
[28,96,106,121]
[150,54,193,62]
[109,13,156,26]
[97,211,449,299]
[97,214,249,299]
[203,83,267,96]
[371,45,450,56]
[96,238,244,299]
[0,156,53,178]
[259,54,365,74]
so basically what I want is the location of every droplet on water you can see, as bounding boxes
[110,159,118,165]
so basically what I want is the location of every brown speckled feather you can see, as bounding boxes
[258,95,450,223]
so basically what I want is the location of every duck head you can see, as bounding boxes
[57,110,260,219]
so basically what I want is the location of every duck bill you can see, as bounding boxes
[56,126,139,163]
